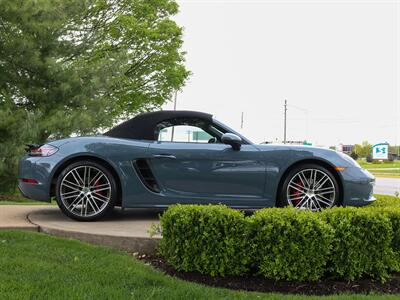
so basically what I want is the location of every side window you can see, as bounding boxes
[158,125,213,143]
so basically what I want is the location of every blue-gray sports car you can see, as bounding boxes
[18,110,375,221]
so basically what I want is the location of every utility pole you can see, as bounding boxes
[173,90,177,111]
[283,99,287,144]
[240,112,244,129]
[171,90,178,142]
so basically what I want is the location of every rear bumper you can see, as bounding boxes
[18,180,50,202]
[18,155,52,202]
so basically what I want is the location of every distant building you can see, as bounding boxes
[337,144,354,154]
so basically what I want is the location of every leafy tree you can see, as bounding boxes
[0,0,189,192]
[354,141,372,159]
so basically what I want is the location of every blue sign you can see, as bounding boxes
[372,143,389,160]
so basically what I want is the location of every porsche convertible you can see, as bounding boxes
[18,110,375,221]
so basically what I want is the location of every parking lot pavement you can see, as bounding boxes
[374,177,400,196]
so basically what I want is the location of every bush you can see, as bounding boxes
[159,205,250,276]
[370,194,400,208]
[321,208,394,280]
[159,195,400,281]
[250,208,333,281]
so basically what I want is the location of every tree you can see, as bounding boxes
[354,141,372,159]
[0,0,189,192]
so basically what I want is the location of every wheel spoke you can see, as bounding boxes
[86,196,97,213]
[90,183,109,189]
[314,175,329,190]
[295,196,308,208]
[68,194,84,210]
[89,194,101,211]
[72,169,84,186]
[308,169,314,187]
[289,181,306,191]
[61,189,80,197]
[315,186,334,193]
[83,166,88,187]
[62,183,81,192]
[92,186,111,193]
[299,171,310,188]
[91,193,108,203]
[316,190,336,196]
[288,184,306,194]
[63,179,82,189]
[62,193,81,200]
[315,194,334,205]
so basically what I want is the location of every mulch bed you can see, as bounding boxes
[138,255,400,295]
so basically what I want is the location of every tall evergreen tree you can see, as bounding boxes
[0,0,189,192]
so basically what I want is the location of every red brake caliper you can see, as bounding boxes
[291,178,303,206]
[94,180,105,197]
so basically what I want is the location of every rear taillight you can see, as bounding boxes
[20,178,39,184]
[26,144,58,157]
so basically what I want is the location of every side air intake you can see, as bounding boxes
[133,159,160,193]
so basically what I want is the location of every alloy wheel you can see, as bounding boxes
[286,168,336,211]
[60,166,111,217]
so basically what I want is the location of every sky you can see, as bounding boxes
[162,0,400,147]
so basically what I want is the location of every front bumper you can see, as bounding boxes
[341,167,376,207]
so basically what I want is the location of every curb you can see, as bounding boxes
[27,213,161,254]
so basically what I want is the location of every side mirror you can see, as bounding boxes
[221,133,242,151]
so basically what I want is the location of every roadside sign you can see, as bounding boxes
[372,143,389,160]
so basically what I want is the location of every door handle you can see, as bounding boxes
[152,154,177,159]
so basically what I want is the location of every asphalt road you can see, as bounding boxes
[374,177,400,196]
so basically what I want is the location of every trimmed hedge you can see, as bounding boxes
[159,195,400,281]
[159,205,250,276]
[250,209,333,281]
[321,208,394,280]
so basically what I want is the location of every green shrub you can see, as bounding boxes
[365,206,400,271]
[159,195,400,282]
[370,194,400,208]
[159,204,250,276]
[321,207,394,280]
[249,208,333,281]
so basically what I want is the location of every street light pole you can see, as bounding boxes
[283,99,287,144]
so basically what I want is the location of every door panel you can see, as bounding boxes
[148,142,266,204]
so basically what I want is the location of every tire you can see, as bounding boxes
[55,160,118,221]
[277,163,340,211]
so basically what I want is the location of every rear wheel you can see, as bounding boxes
[55,160,117,221]
[278,164,339,211]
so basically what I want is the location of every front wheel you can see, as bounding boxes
[278,164,340,211]
[55,160,118,221]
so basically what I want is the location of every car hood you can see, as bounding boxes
[255,144,361,168]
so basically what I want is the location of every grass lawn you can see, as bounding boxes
[0,231,398,300]
[358,160,400,177]
[0,200,54,205]
[0,193,55,205]
[358,160,400,169]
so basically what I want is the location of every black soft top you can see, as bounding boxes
[104,110,213,141]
